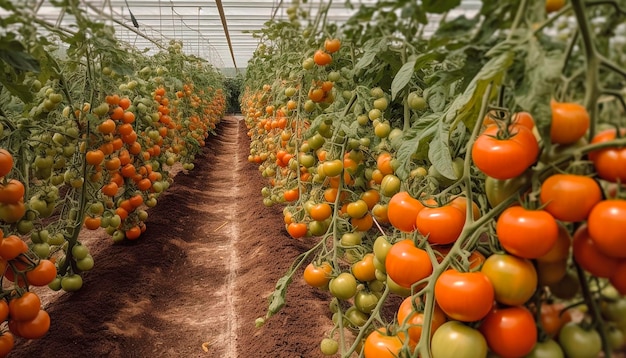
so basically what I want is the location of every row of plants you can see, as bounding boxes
[242,0,626,357]
[0,1,224,355]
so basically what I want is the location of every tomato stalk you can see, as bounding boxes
[573,261,611,357]
[342,286,391,357]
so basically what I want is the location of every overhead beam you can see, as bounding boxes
[214,0,237,70]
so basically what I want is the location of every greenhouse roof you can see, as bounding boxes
[30,0,482,72]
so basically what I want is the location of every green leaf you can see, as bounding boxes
[0,49,40,72]
[422,0,461,14]
[428,120,455,179]
[394,113,438,179]
[434,15,480,39]
[266,274,291,318]
[391,55,416,100]
[355,39,386,71]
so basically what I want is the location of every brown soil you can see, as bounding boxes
[10,116,332,358]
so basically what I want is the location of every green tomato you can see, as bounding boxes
[72,244,89,260]
[484,172,531,208]
[525,339,564,358]
[61,274,84,292]
[329,273,357,300]
[340,232,363,246]
[601,298,626,322]
[558,323,602,358]
[76,255,94,271]
[344,306,369,328]
[373,236,392,264]
[354,290,379,314]
[48,276,62,291]
[320,338,339,356]
[31,243,51,259]
[431,321,488,358]
[408,91,427,110]
[380,174,401,197]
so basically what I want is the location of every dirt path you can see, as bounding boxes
[10,116,332,358]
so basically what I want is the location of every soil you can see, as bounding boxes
[10,116,333,358]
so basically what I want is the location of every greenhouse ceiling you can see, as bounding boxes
[30,0,482,72]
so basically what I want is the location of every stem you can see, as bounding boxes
[570,0,601,140]
[573,261,611,357]
[507,0,529,41]
[343,286,390,357]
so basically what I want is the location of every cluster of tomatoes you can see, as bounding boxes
[242,11,626,358]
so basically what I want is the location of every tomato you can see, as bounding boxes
[539,303,570,338]
[313,50,332,66]
[397,296,446,345]
[76,255,95,272]
[539,174,602,222]
[61,274,83,292]
[387,275,412,297]
[352,254,376,282]
[0,235,27,260]
[428,157,464,187]
[572,225,618,277]
[434,269,494,322]
[546,0,566,13]
[322,159,343,177]
[472,124,539,180]
[329,272,357,300]
[536,224,571,263]
[25,259,57,286]
[549,101,590,144]
[346,199,368,219]
[0,300,7,322]
[380,174,401,197]
[431,321,488,358]
[536,259,568,285]
[587,199,626,258]
[600,298,626,323]
[0,331,14,357]
[385,240,432,289]
[363,328,406,358]
[354,290,379,314]
[324,38,341,53]
[548,271,581,300]
[525,339,564,358]
[0,179,24,204]
[0,149,13,178]
[416,205,465,245]
[484,173,531,208]
[480,253,537,306]
[387,192,424,232]
[558,323,601,358]
[496,206,558,259]
[15,309,50,339]
[360,189,380,209]
[9,292,41,322]
[373,236,392,264]
[0,200,26,223]
[303,262,332,288]
[480,306,537,357]
[450,196,481,220]
[287,222,307,239]
[320,337,339,356]
[588,128,626,182]
[408,92,427,111]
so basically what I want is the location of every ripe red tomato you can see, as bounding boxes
[549,101,590,144]
[303,262,332,288]
[0,179,24,204]
[416,205,465,245]
[313,50,332,66]
[434,269,494,322]
[14,309,50,339]
[385,240,432,289]
[480,253,537,306]
[610,260,626,295]
[587,199,626,258]
[588,128,626,182]
[496,206,558,259]
[0,235,28,260]
[363,328,406,358]
[480,306,537,357]
[572,225,618,278]
[0,149,13,178]
[472,124,539,180]
[8,292,41,322]
[387,192,424,232]
[539,174,602,222]
[25,259,57,286]
[0,331,14,357]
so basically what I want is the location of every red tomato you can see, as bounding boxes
[610,260,626,295]
[363,328,406,358]
[416,205,465,245]
[550,101,590,144]
[480,306,537,357]
[588,128,626,183]
[434,269,494,322]
[539,174,602,222]
[572,225,618,278]
[385,240,432,289]
[387,192,424,232]
[472,125,539,180]
[587,199,626,258]
[396,296,447,345]
[496,206,558,259]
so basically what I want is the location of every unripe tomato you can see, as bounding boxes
[431,321,487,358]
[329,272,357,300]
[480,253,537,306]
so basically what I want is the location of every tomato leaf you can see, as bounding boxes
[391,55,417,100]
[394,113,438,179]
[355,39,387,70]
[422,0,461,14]
[429,120,456,179]
[266,274,291,318]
